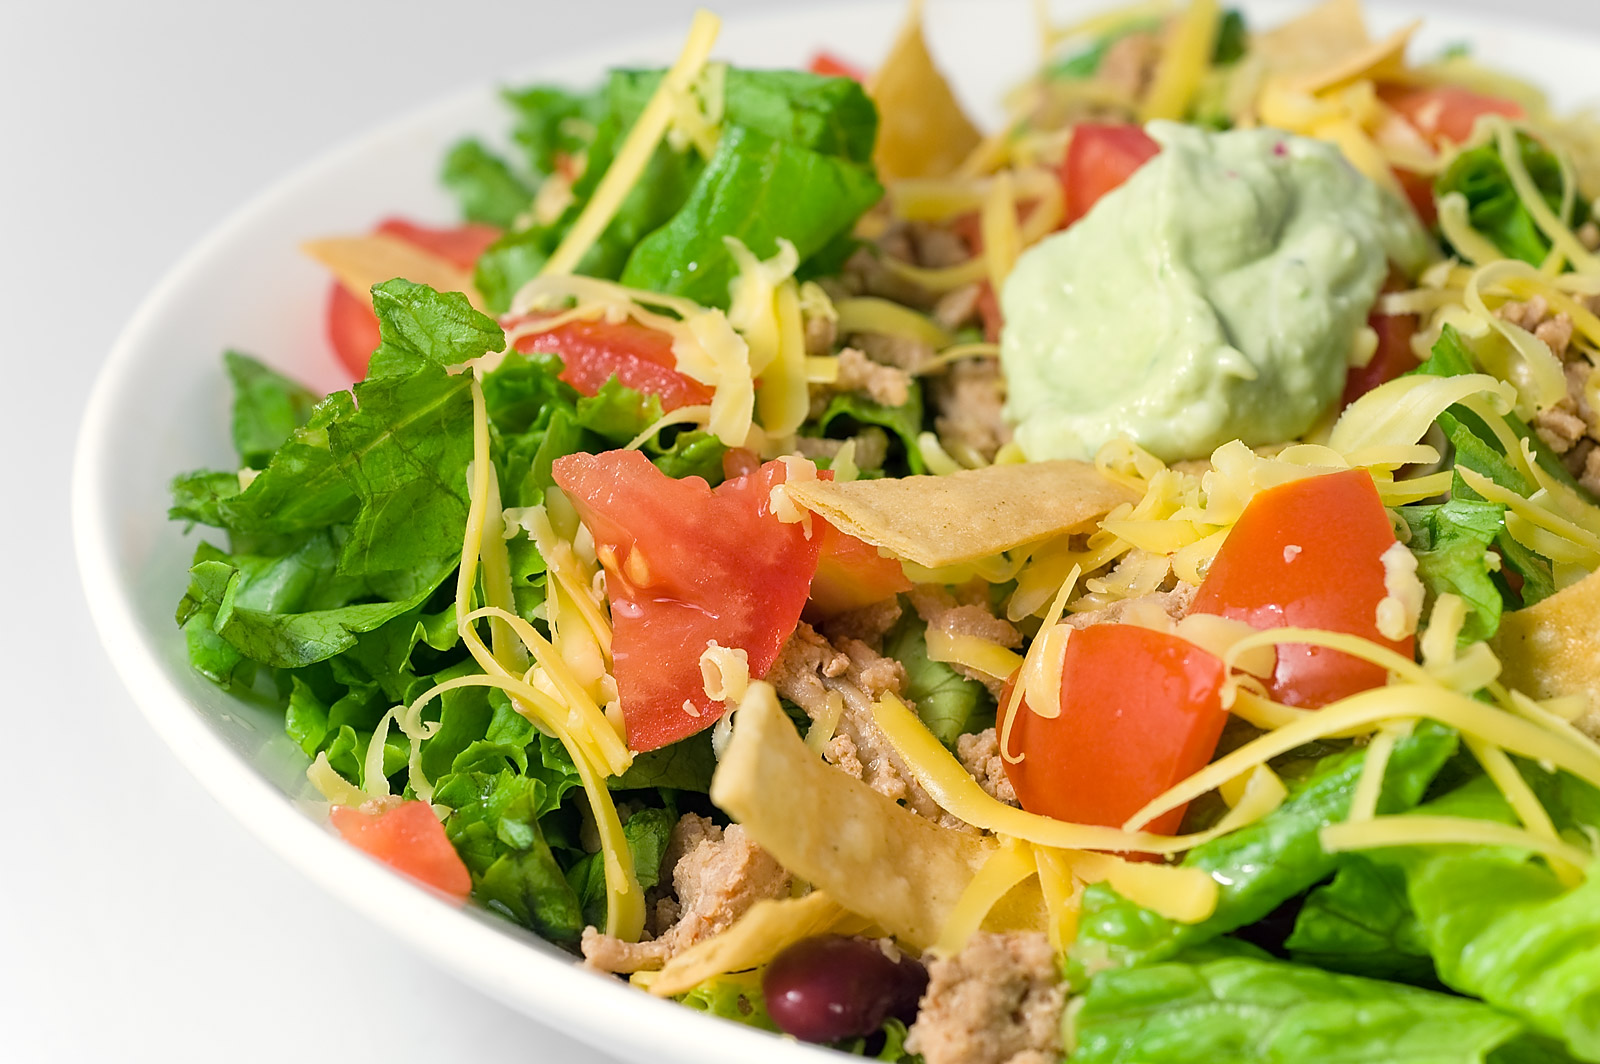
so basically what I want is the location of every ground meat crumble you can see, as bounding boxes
[1496,295,1600,496]
[580,813,790,974]
[905,931,1067,1064]
[956,728,1018,806]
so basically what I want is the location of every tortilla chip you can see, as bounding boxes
[1251,0,1371,75]
[650,891,874,997]
[710,683,992,949]
[1252,0,1416,95]
[868,0,981,180]
[1492,568,1600,736]
[302,233,484,310]
[784,460,1137,569]
[1291,23,1417,94]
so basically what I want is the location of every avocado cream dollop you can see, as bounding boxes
[1000,121,1430,462]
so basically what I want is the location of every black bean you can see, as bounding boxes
[762,934,928,1044]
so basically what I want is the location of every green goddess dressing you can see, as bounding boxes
[1000,121,1431,462]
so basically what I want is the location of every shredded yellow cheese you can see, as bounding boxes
[1032,846,1080,952]
[307,751,375,807]
[835,296,954,349]
[934,838,1039,955]
[924,629,1025,683]
[1322,815,1594,872]
[1347,721,1410,823]
[1061,849,1221,924]
[1141,0,1220,122]
[699,641,750,704]
[451,379,644,940]
[980,170,1021,296]
[542,10,721,276]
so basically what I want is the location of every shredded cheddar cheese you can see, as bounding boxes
[542,10,721,277]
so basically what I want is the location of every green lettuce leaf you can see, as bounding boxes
[574,375,666,443]
[440,139,533,229]
[474,65,879,311]
[649,430,726,483]
[1283,857,1435,982]
[1400,499,1506,644]
[619,124,882,308]
[1419,324,1584,500]
[170,389,357,534]
[810,386,928,476]
[1435,134,1569,266]
[329,365,475,576]
[225,351,318,469]
[1363,777,1600,1060]
[473,86,701,310]
[1068,954,1557,1064]
[1065,723,1458,986]
[883,610,994,747]
[437,767,584,943]
[1212,9,1248,64]
[603,66,879,163]
[608,730,717,792]
[502,83,605,178]
[678,970,779,1032]
[568,805,676,930]
[366,278,506,380]
[178,548,452,670]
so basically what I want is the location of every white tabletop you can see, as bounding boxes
[7,1,1600,1061]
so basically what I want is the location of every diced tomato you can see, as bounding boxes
[1393,167,1438,228]
[1382,85,1523,146]
[553,450,823,751]
[325,217,501,378]
[722,447,763,480]
[807,521,913,617]
[1003,624,1229,835]
[721,448,763,481]
[328,285,383,378]
[809,51,868,82]
[1191,469,1412,709]
[1060,123,1161,227]
[375,218,501,267]
[329,801,472,903]
[509,315,714,412]
[1342,309,1419,407]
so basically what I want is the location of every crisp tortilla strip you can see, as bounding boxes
[710,683,993,949]
[868,0,981,181]
[1253,0,1417,95]
[1492,568,1600,736]
[302,233,484,310]
[650,891,874,997]
[1288,22,1417,95]
[1251,0,1372,75]
[784,460,1137,569]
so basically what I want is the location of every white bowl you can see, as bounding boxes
[71,2,1600,1061]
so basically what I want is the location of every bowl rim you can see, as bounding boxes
[69,0,1600,1059]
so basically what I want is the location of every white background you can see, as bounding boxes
[5,1,1600,1061]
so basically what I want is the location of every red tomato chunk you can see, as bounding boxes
[553,450,822,751]
[1191,468,1412,708]
[1382,85,1524,146]
[1060,123,1161,226]
[1003,623,1229,836]
[807,520,913,618]
[329,800,472,903]
[507,315,714,412]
